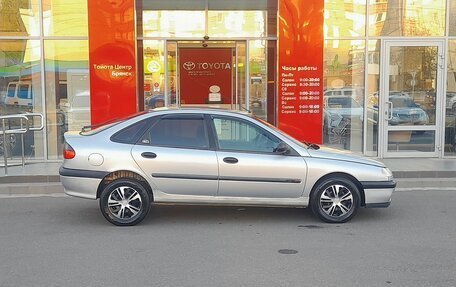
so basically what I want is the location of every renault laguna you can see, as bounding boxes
[60,108,395,226]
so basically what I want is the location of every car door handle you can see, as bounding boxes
[141,152,157,159]
[223,157,238,164]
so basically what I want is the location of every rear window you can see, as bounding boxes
[111,118,152,144]
[80,111,148,136]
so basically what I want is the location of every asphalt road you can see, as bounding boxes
[0,189,455,287]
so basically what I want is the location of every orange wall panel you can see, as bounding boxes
[278,0,324,143]
[88,0,137,125]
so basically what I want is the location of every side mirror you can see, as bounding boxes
[274,142,290,155]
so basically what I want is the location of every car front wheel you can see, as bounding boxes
[99,179,151,226]
[311,177,360,223]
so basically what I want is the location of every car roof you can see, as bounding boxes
[148,107,252,116]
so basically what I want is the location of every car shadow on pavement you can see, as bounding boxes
[54,198,394,226]
[142,205,320,226]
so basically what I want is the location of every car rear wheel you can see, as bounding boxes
[99,179,151,226]
[311,177,360,223]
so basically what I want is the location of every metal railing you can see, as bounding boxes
[0,113,44,175]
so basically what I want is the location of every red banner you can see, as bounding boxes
[88,0,137,125]
[278,0,324,144]
[179,48,232,105]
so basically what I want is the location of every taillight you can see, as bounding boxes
[64,142,76,159]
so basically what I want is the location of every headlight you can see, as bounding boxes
[382,167,394,181]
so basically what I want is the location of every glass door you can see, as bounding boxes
[380,40,444,157]
[166,40,248,110]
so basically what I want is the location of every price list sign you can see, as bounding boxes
[278,0,324,144]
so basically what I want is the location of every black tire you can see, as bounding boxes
[99,179,151,226]
[310,176,360,223]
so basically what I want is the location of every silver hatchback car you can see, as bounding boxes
[60,108,395,226]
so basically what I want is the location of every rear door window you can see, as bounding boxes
[141,115,209,149]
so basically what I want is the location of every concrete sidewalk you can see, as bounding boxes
[1,158,456,195]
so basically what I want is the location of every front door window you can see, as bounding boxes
[212,116,280,153]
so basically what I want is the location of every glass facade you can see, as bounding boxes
[44,40,89,159]
[446,41,456,156]
[323,39,365,152]
[324,0,454,157]
[0,39,43,160]
[0,0,88,161]
[369,0,445,37]
[0,0,40,36]
[1,0,456,160]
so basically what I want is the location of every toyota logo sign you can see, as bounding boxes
[183,62,196,71]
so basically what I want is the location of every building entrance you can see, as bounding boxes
[379,40,444,157]
[138,1,278,122]
[175,41,246,111]
[143,40,252,112]
[179,46,233,107]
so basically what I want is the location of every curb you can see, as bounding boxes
[0,175,60,184]
[0,182,63,196]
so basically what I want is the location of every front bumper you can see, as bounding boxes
[360,180,396,208]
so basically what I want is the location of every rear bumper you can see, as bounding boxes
[360,180,396,208]
[59,167,107,200]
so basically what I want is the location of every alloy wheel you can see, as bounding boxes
[319,184,354,218]
[107,186,143,220]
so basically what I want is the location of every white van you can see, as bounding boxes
[4,81,33,109]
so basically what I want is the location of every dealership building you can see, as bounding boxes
[1,0,456,161]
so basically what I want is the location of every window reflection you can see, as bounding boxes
[323,40,365,152]
[324,0,366,38]
[237,42,247,111]
[143,11,205,37]
[143,40,166,110]
[44,40,89,160]
[0,0,40,36]
[208,11,266,37]
[0,39,43,160]
[388,46,437,126]
[366,40,379,155]
[446,41,456,156]
[449,0,456,36]
[369,0,445,36]
[249,40,267,120]
[42,0,88,36]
